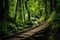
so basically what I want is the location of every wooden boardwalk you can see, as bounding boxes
[1,22,49,40]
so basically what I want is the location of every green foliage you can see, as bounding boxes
[0,0,57,37]
[9,0,17,18]
[47,11,56,22]
[27,0,38,12]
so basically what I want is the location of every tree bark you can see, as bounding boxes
[25,0,30,21]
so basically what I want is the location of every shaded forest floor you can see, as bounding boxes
[0,22,60,40]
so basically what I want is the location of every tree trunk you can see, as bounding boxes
[25,0,31,22]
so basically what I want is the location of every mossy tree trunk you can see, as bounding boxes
[25,0,31,22]
[0,0,10,36]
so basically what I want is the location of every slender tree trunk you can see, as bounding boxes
[25,0,31,22]
[50,0,53,12]
[38,0,42,16]
[50,0,56,12]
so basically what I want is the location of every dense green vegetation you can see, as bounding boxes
[0,1,59,40]
[48,0,60,40]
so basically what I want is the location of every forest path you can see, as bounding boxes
[3,22,49,40]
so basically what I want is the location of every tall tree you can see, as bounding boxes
[25,0,31,22]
